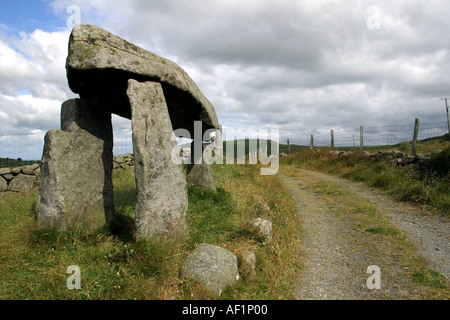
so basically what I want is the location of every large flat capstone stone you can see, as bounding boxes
[66,24,219,135]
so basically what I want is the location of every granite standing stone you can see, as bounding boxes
[128,79,188,241]
[35,98,114,231]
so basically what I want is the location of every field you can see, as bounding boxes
[0,136,448,300]
[0,163,301,300]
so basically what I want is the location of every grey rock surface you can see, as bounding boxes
[66,24,219,135]
[186,162,216,191]
[7,174,36,192]
[21,164,39,175]
[180,243,239,296]
[0,168,11,175]
[186,141,216,191]
[128,79,188,241]
[0,176,8,192]
[250,218,273,240]
[35,98,114,232]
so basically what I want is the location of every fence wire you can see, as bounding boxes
[289,121,448,148]
[1,121,448,168]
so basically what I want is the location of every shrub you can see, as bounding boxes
[430,146,450,177]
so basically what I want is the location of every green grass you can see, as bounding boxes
[412,269,448,289]
[281,147,450,215]
[0,163,301,300]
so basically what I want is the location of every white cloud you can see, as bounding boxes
[1,0,449,147]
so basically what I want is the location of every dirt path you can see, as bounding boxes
[278,168,449,300]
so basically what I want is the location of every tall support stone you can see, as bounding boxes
[127,79,188,241]
[36,98,114,231]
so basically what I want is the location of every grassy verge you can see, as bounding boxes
[281,148,450,216]
[0,163,301,300]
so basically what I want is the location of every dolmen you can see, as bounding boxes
[35,25,219,241]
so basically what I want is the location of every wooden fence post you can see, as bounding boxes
[331,129,334,148]
[412,118,420,156]
[310,135,314,149]
[360,126,363,152]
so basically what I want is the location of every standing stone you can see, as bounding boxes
[7,174,36,192]
[127,79,188,241]
[36,98,114,232]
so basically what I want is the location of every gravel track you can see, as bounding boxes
[279,169,449,300]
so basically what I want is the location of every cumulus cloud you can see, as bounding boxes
[2,0,450,147]
[0,26,77,138]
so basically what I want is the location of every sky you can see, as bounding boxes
[1,0,450,158]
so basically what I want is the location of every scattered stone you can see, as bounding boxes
[7,174,36,192]
[250,218,273,241]
[239,251,257,277]
[180,243,239,296]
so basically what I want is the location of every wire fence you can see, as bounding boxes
[287,120,449,149]
[1,120,448,168]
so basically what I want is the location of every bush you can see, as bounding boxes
[430,146,450,177]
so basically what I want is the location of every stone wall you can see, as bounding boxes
[0,163,40,193]
[329,148,443,172]
[0,153,136,193]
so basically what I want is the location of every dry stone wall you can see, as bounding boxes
[0,164,40,193]
[329,148,443,172]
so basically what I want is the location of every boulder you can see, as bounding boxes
[180,243,239,296]
[7,174,36,192]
